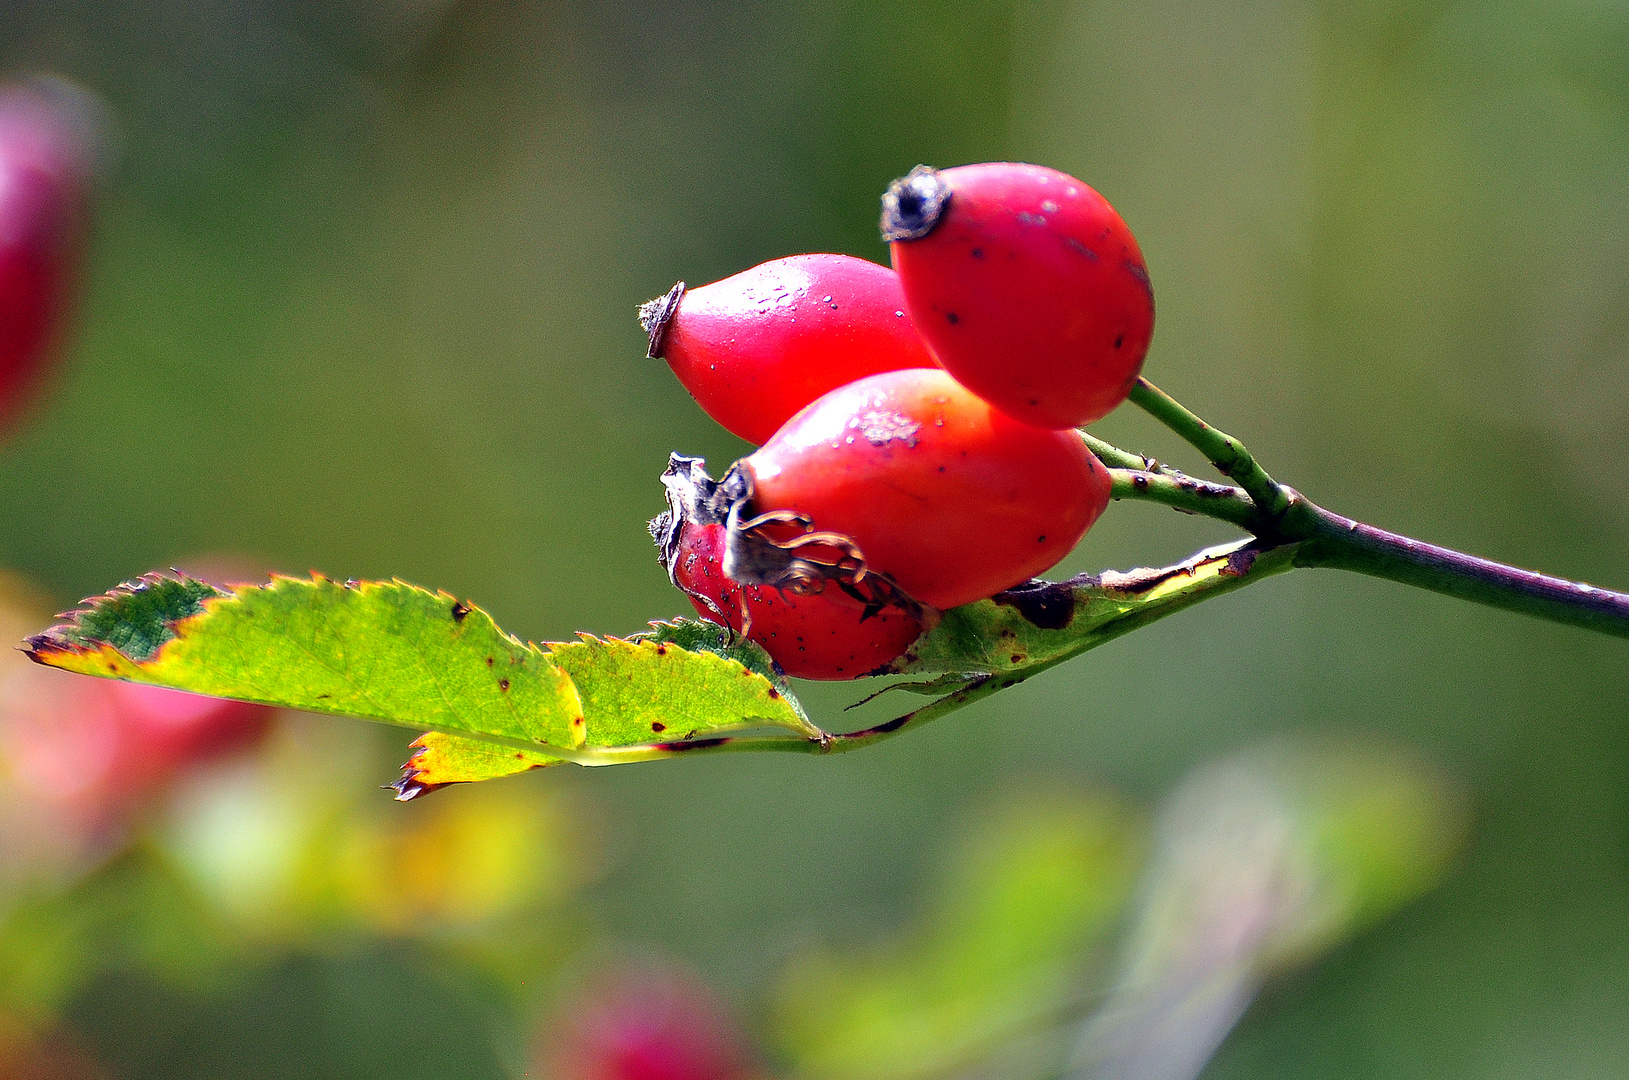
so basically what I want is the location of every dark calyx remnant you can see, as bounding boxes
[880,165,952,242]
[651,451,932,625]
[638,280,686,359]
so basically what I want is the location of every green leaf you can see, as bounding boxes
[551,631,821,745]
[895,540,1297,677]
[391,622,819,798]
[391,733,563,801]
[26,577,821,792]
[28,573,584,750]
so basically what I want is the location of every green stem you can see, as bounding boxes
[1099,431,1629,637]
[1127,379,1292,520]
[1283,492,1629,638]
[1080,432,1151,471]
[1107,468,1261,532]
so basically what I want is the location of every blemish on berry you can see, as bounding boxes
[946,312,960,325]
[858,409,921,446]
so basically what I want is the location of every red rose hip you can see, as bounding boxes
[882,163,1154,430]
[640,253,937,444]
[652,454,927,679]
[732,368,1111,610]
[0,79,100,435]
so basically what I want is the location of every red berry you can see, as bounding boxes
[640,253,937,444]
[882,163,1154,430]
[542,962,754,1080]
[0,80,99,435]
[653,455,926,679]
[678,520,923,679]
[732,368,1110,610]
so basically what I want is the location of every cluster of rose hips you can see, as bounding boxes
[646,163,1155,680]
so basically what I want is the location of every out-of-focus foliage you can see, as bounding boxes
[775,790,1141,1080]
[772,740,1465,1080]
[1071,739,1467,1080]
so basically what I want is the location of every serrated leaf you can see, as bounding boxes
[391,733,562,801]
[551,632,821,745]
[27,576,822,793]
[641,617,810,720]
[27,573,584,749]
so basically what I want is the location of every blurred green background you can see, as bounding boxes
[0,0,1625,1077]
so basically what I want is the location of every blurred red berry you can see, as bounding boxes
[0,78,101,435]
[544,962,754,1080]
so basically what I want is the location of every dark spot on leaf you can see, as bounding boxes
[652,721,667,733]
[451,601,471,622]
[1222,547,1259,577]
[317,693,331,699]
[486,656,494,667]
[868,713,911,735]
[991,579,1077,630]
[767,687,780,699]
[655,644,667,655]
[1011,655,1023,663]
[499,679,510,691]
[662,737,730,752]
